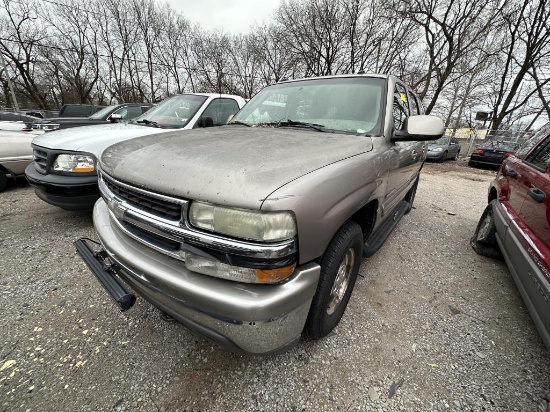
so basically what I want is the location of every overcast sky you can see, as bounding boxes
[166,0,282,34]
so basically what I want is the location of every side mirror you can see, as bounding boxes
[392,115,444,142]
[109,113,123,122]
[198,116,214,128]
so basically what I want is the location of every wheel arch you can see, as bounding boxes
[488,186,498,203]
[349,199,378,243]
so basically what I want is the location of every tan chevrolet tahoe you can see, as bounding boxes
[76,74,444,354]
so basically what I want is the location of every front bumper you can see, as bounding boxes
[426,151,445,161]
[25,162,99,210]
[85,199,321,354]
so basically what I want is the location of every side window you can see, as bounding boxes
[525,137,550,171]
[393,83,410,130]
[451,138,459,145]
[201,98,241,125]
[115,106,142,120]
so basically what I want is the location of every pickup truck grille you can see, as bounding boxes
[33,147,48,174]
[101,174,183,221]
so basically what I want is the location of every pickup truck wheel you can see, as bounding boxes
[470,200,502,260]
[0,169,7,192]
[304,221,362,340]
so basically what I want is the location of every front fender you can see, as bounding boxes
[261,152,384,264]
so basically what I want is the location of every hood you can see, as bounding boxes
[31,123,168,155]
[101,126,373,209]
[427,143,445,150]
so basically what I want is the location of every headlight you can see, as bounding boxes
[53,154,96,173]
[189,201,296,242]
[185,251,295,284]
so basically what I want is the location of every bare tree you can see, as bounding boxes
[249,23,298,84]
[275,0,350,76]
[401,0,503,114]
[0,0,50,108]
[489,0,550,132]
[42,0,101,105]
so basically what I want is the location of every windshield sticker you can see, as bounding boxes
[400,93,407,102]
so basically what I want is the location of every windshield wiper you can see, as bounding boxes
[136,119,160,128]
[229,120,251,127]
[271,119,326,132]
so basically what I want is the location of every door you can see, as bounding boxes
[513,134,550,342]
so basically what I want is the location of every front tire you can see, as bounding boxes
[304,221,363,339]
[470,200,502,259]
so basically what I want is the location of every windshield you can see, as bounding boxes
[133,94,208,128]
[231,77,386,135]
[88,105,116,119]
[429,136,450,145]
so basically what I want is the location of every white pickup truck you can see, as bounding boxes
[25,93,246,210]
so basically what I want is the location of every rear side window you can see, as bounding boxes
[525,137,550,171]
[393,83,410,130]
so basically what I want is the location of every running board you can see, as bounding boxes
[363,201,409,258]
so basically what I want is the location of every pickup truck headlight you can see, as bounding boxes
[189,201,296,242]
[53,154,96,173]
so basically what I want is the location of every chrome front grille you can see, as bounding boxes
[101,173,183,221]
[33,147,48,174]
[98,171,297,261]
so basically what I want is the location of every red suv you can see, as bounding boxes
[471,123,550,350]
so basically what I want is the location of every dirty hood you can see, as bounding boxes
[101,126,373,209]
[31,123,168,155]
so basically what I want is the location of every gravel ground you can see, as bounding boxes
[1,160,549,412]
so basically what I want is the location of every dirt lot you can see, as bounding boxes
[1,160,549,412]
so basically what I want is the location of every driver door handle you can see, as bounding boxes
[528,187,546,203]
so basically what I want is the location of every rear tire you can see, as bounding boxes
[470,200,502,260]
[453,151,460,161]
[304,221,362,340]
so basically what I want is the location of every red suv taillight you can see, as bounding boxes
[473,149,484,154]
